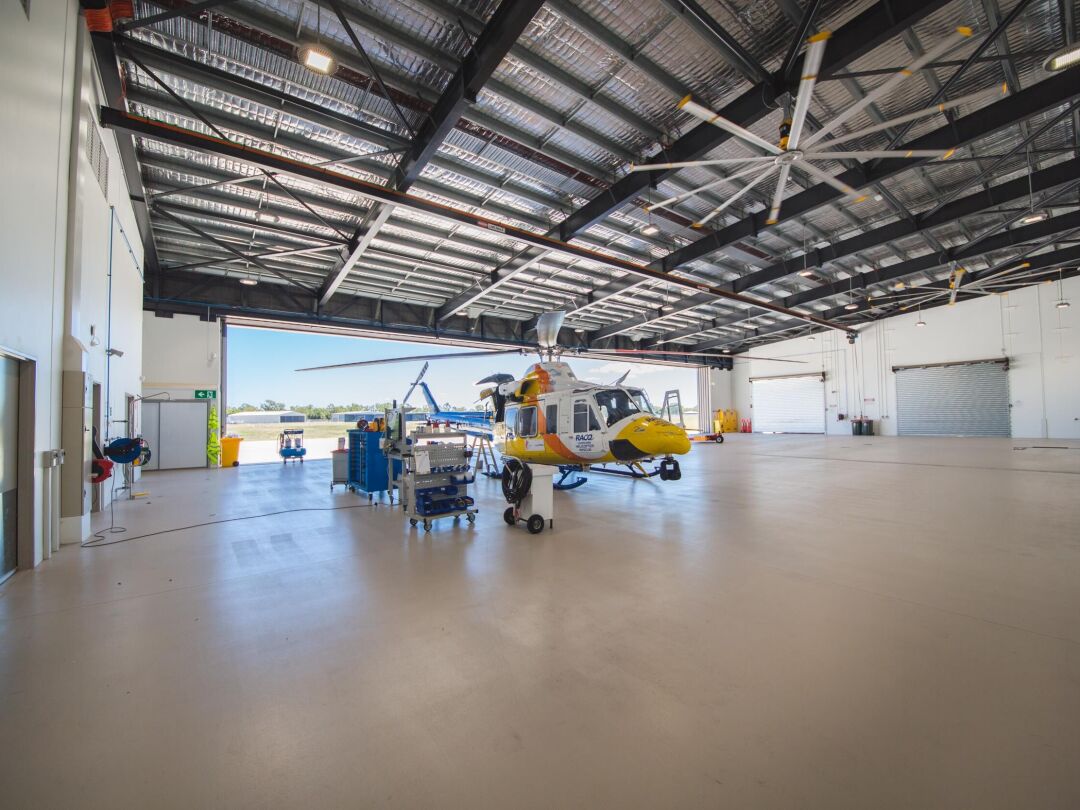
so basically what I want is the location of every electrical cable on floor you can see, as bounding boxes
[82,502,393,548]
[90,475,127,543]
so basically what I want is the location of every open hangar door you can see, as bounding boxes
[750,373,826,434]
[894,359,1011,437]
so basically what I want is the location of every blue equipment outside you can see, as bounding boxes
[278,428,307,464]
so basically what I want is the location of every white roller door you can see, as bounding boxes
[751,374,825,434]
[895,360,1010,436]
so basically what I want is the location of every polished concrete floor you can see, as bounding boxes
[2,435,1079,809]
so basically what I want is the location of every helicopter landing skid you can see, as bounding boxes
[587,461,659,479]
[555,466,588,490]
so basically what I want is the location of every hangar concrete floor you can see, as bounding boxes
[2,435,1079,809]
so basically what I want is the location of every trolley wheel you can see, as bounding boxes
[503,507,515,526]
[409,518,418,527]
[423,520,432,532]
[526,514,545,535]
[715,434,724,443]
[466,513,476,524]
[300,458,304,464]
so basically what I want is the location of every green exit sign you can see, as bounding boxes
[195,389,217,399]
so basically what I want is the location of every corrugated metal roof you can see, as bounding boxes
[121,0,1080,351]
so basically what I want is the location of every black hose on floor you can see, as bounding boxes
[82,503,389,548]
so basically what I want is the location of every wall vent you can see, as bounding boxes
[84,112,110,200]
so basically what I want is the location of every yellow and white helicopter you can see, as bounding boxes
[474,312,691,484]
[297,311,797,488]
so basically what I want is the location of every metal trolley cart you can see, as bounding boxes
[397,431,477,531]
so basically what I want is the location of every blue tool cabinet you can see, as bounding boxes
[347,430,400,497]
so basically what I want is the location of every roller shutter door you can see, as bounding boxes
[751,374,825,434]
[895,361,1010,436]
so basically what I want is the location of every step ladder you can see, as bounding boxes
[469,433,501,477]
[660,390,685,427]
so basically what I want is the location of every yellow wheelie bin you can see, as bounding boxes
[221,436,243,467]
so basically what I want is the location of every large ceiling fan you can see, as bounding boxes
[631,26,1004,228]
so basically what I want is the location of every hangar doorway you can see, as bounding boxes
[750,373,826,434]
[1,354,19,581]
[894,360,1011,437]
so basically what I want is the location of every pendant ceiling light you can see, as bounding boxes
[299,2,338,75]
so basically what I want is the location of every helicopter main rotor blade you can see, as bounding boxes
[585,348,806,363]
[295,348,523,372]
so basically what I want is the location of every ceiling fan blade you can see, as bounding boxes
[785,31,829,151]
[765,162,792,226]
[797,160,867,203]
[947,267,966,305]
[646,162,773,213]
[813,84,1007,150]
[628,156,774,173]
[805,148,957,161]
[803,25,974,148]
[679,96,783,155]
[295,348,523,372]
[695,166,777,227]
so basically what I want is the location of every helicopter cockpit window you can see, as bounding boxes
[516,406,537,438]
[627,388,656,416]
[504,406,518,439]
[593,389,641,427]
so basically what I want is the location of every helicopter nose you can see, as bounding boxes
[623,417,691,457]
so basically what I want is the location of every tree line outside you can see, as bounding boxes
[226,400,466,420]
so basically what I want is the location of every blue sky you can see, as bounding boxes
[227,326,699,410]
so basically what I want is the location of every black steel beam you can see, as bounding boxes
[883,0,1038,150]
[734,247,1080,346]
[735,156,1080,292]
[578,74,1080,326]
[99,106,857,337]
[118,37,409,151]
[687,211,1080,350]
[780,0,823,82]
[87,32,160,275]
[600,156,1080,344]
[556,0,953,241]
[661,70,1080,272]
[393,0,547,191]
[117,0,240,33]
[318,0,543,307]
[658,0,769,83]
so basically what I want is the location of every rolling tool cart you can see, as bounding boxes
[397,431,477,532]
[347,428,400,498]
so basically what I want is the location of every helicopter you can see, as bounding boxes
[297,311,801,487]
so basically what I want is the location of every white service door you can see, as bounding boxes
[149,401,209,469]
[751,375,825,434]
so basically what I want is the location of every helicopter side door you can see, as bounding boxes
[568,395,607,460]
